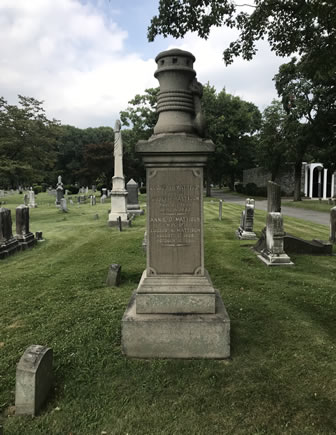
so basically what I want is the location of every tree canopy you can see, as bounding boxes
[148,1,336,81]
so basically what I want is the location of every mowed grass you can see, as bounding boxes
[282,199,336,213]
[0,193,335,435]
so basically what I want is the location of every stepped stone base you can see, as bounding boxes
[121,290,230,359]
[16,233,37,250]
[257,251,294,266]
[0,237,20,259]
[236,228,257,240]
[127,205,144,216]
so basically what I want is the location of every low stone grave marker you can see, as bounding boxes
[106,264,121,286]
[15,345,53,416]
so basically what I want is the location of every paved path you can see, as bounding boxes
[211,191,330,227]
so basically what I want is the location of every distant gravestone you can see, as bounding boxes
[24,193,29,206]
[236,198,257,240]
[15,205,36,249]
[28,188,37,208]
[126,179,144,215]
[15,345,53,416]
[69,199,74,205]
[218,199,223,221]
[106,264,121,286]
[0,190,4,197]
[55,175,64,206]
[100,189,107,203]
[0,208,20,259]
[60,198,68,213]
[258,212,293,266]
[35,231,44,241]
[90,195,96,206]
[330,206,336,243]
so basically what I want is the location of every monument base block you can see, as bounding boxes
[257,251,294,266]
[0,237,20,259]
[236,228,257,240]
[108,191,130,226]
[121,290,230,359]
[16,233,37,250]
[127,205,144,216]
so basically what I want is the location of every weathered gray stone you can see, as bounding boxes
[106,264,121,286]
[90,195,96,206]
[121,48,230,359]
[15,205,36,250]
[55,176,64,206]
[122,290,230,359]
[15,345,53,416]
[28,188,37,208]
[126,179,144,215]
[258,212,293,266]
[330,206,336,243]
[108,121,129,226]
[0,208,20,259]
[60,198,68,212]
[267,181,281,212]
[218,199,223,221]
[236,198,257,240]
[142,231,147,254]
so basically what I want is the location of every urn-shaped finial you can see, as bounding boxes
[153,48,205,136]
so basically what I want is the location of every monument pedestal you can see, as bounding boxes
[0,237,20,259]
[108,174,130,226]
[121,134,230,359]
[236,227,257,240]
[122,290,230,359]
[16,232,36,250]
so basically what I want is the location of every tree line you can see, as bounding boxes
[1,1,335,199]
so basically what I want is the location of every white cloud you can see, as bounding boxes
[171,26,289,110]
[0,0,157,127]
[0,0,289,128]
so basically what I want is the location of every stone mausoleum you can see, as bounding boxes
[243,163,336,198]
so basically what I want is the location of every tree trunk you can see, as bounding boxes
[206,166,211,197]
[228,172,235,191]
[293,162,302,201]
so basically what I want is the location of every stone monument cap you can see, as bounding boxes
[154,48,196,77]
[127,178,138,186]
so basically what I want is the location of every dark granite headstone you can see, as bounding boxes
[15,205,36,250]
[0,208,20,259]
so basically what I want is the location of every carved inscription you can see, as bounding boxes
[148,168,202,274]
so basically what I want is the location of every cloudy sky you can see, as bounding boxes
[0,0,289,128]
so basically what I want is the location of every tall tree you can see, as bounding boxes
[274,58,335,200]
[202,84,261,189]
[256,100,288,182]
[148,1,336,81]
[0,95,60,187]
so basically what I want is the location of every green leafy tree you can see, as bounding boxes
[274,58,335,200]
[120,88,160,183]
[148,1,336,81]
[0,95,60,187]
[256,100,288,181]
[56,126,114,185]
[202,84,261,190]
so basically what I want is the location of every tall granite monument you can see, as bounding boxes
[121,49,230,359]
[108,120,129,226]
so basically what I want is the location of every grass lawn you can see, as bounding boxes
[1,193,335,435]
[282,199,336,213]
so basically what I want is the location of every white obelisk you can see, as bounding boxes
[108,120,129,226]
